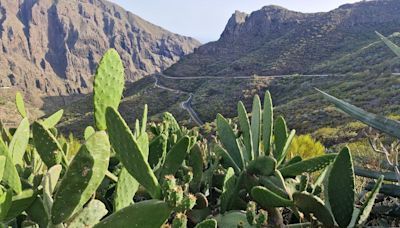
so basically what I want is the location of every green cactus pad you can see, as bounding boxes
[189,144,204,192]
[251,186,294,208]
[214,211,252,228]
[0,189,12,221]
[51,131,110,224]
[194,219,217,228]
[216,114,244,169]
[214,143,241,174]
[93,49,124,130]
[26,197,49,228]
[292,192,334,226]
[277,129,296,165]
[114,168,139,211]
[5,189,36,221]
[160,136,190,178]
[279,154,337,177]
[68,200,108,228]
[246,156,276,176]
[220,168,237,213]
[0,137,22,194]
[8,117,29,167]
[251,95,262,158]
[84,126,96,140]
[42,110,64,129]
[163,112,181,135]
[32,122,63,168]
[262,91,273,156]
[273,116,288,160]
[328,147,355,228]
[106,107,161,199]
[15,92,27,118]
[0,156,6,182]
[148,134,168,170]
[238,101,253,161]
[94,200,171,228]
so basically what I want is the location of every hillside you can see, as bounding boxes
[165,0,400,77]
[0,0,200,125]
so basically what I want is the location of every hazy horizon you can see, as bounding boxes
[110,0,360,43]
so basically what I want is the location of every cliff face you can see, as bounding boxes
[165,0,400,77]
[0,0,200,96]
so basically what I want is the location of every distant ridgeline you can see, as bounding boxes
[166,0,400,77]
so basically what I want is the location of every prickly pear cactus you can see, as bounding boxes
[328,147,355,228]
[8,118,30,167]
[159,136,190,178]
[114,168,139,211]
[94,200,171,228]
[251,186,293,208]
[51,131,110,224]
[216,114,244,170]
[237,101,253,161]
[106,107,161,199]
[42,110,64,129]
[93,49,124,130]
[0,137,22,194]
[68,200,108,228]
[32,122,63,168]
[262,91,273,156]
[15,92,27,118]
[250,95,261,158]
[292,192,334,226]
[279,154,337,177]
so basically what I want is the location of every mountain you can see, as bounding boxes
[165,0,400,77]
[0,0,200,98]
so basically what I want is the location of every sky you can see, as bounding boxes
[110,0,360,43]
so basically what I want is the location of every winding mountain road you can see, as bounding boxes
[153,73,347,126]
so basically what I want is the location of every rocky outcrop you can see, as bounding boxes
[0,0,200,97]
[165,0,400,77]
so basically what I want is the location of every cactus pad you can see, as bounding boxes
[51,131,110,224]
[93,49,124,130]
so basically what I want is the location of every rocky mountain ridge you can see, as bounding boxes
[165,0,400,77]
[0,0,200,98]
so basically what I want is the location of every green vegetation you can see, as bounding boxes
[1,45,399,227]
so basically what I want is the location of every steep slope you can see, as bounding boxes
[0,0,200,97]
[165,0,400,77]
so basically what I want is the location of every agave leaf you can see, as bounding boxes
[376,31,400,57]
[274,116,288,160]
[317,89,400,139]
[356,175,384,225]
[277,129,296,165]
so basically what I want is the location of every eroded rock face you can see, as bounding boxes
[165,0,400,77]
[0,0,200,96]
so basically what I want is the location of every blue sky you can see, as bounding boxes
[110,0,360,43]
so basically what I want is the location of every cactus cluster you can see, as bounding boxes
[0,40,395,227]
